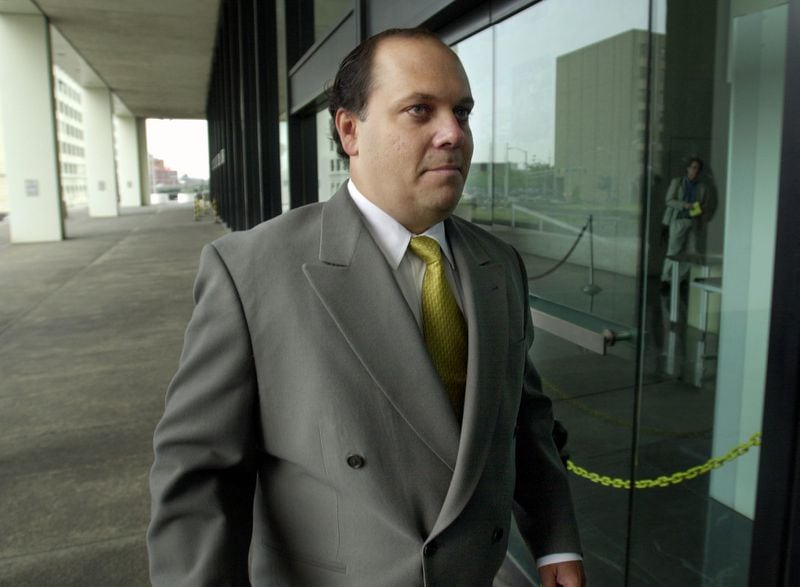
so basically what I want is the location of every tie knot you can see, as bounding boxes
[409,236,442,266]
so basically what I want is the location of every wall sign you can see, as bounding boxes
[25,179,39,197]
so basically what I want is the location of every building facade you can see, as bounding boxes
[54,66,88,209]
[205,0,799,584]
[148,156,179,188]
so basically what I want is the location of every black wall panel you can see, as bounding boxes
[208,0,282,230]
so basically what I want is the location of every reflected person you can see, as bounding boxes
[660,157,708,293]
[148,28,585,586]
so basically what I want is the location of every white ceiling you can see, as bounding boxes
[1,0,220,119]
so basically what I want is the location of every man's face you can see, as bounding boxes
[338,37,474,233]
[687,161,701,181]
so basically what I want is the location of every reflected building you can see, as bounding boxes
[316,109,349,202]
[555,30,665,206]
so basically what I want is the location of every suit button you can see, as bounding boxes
[491,527,505,544]
[423,541,438,557]
[346,454,365,469]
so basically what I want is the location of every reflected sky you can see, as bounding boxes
[456,0,665,163]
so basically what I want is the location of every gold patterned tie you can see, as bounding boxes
[408,236,467,420]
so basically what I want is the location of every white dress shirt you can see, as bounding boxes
[347,179,464,329]
[346,179,581,571]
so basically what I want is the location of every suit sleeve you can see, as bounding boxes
[664,177,684,210]
[148,243,258,587]
[511,251,582,559]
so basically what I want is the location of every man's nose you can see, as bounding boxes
[432,114,466,149]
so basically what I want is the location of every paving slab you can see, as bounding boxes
[0,204,227,584]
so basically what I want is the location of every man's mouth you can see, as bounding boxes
[426,164,463,176]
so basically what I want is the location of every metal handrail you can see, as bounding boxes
[529,294,636,355]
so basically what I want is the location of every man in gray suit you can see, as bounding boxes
[148,28,584,586]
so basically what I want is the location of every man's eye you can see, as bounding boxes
[454,107,472,122]
[408,104,430,116]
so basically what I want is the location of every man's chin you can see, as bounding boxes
[433,192,464,218]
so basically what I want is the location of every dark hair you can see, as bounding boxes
[688,157,704,172]
[327,28,444,159]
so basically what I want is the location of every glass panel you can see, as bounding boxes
[456,1,650,583]
[457,0,786,582]
[631,1,788,585]
[316,107,348,202]
[492,2,651,327]
[314,0,351,43]
[452,29,493,225]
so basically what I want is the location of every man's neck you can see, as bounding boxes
[348,178,440,234]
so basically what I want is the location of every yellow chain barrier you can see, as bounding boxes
[567,432,761,489]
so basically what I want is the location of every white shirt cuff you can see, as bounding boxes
[535,552,583,568]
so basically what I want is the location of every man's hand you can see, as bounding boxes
[539,560,586,587]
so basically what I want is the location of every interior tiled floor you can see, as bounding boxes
[518,243,752,586]
[0,207,752,585]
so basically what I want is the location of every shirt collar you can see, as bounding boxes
[347,179,455,270]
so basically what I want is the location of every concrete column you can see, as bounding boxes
[114,114,142,207]
[0,112,7,214]
[0,14,63,242]
[136,118,151,205]
[84,87,118,217]
[710,2,787,520]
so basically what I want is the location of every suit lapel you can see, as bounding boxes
[431,217,508,537]
[302,186,460,471]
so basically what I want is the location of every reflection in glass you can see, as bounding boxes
[629,2,787,586]
[492,3,652,327]
[316,108,348,202]
[455,3,654,583]
[314,0,351,43]
[453,0,787,584]
[453,28,493,226]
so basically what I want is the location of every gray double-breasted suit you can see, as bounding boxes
[147,184,581,586]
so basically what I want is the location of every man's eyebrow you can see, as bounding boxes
[394,92,475,107]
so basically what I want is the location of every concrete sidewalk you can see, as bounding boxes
[0,204,227,585]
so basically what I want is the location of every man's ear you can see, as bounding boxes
[335,109,359,157]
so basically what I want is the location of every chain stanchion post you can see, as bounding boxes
[582,214,602,296]
[528,221,589,282]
